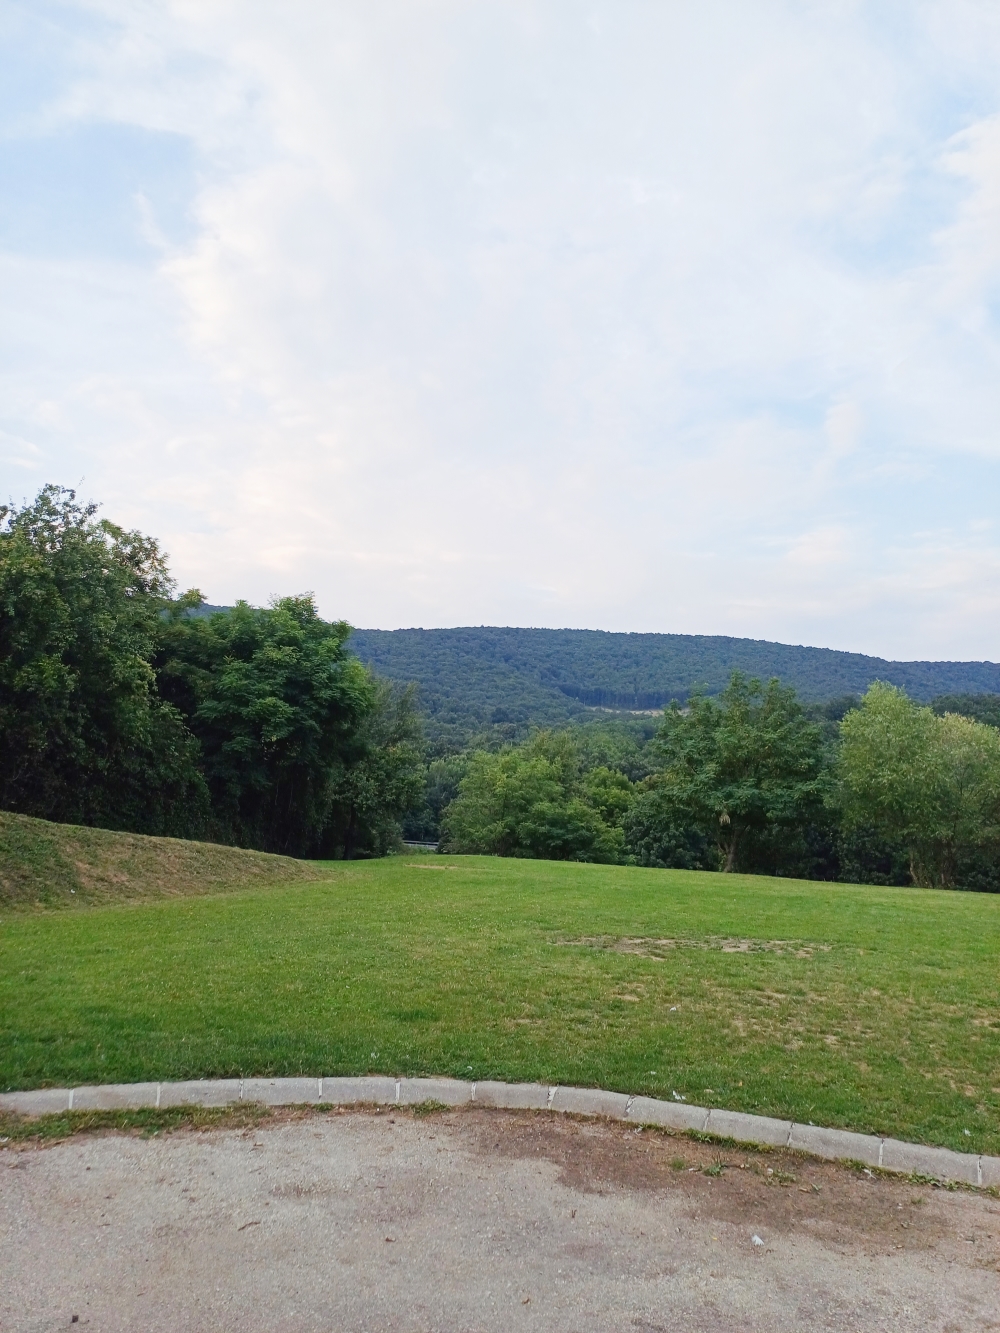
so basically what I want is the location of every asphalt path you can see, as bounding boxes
[3,1107,999,1332]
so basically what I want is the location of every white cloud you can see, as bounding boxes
[3,1,1000,658]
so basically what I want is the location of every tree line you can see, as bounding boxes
[435,674,1000,891]
[0,487,422,857]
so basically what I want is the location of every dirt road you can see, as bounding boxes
[3,1107,999,1332]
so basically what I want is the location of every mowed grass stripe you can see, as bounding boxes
[1,856,998,1155]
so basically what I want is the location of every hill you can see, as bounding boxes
[349,626,1000,747]
[0,812,328,910]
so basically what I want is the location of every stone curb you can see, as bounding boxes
[1,1078,996,1189]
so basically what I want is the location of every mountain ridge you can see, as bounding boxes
[348,625,1000,746]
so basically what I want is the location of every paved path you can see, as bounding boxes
[3,1107,999,1332]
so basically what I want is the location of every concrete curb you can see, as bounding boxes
[1,1077,996,1189]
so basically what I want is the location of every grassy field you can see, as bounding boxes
[2,850,998,1155]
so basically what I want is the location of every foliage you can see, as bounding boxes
[155,596,382,857]
[569,715,661,781]
[441,731,624,861]
[622,787,713,869]
[931,692,1000,729]
[350,625,1000,750]
[0,486,208,836]
[10,486,1000,882]
[401,754,469,841]
[437,675,981,884]
[834,823,911,888]
[838,683,1000,888]
[404,716,656,842]
[323,681,426,858]
[1,487,427,859]
[581,765,636,827]
[651,673,826,873]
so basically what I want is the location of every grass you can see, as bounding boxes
[0,811,326,908]
[1,850,999,1155]
[0,1102,275,1145]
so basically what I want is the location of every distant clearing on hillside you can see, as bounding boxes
[0,812,327,910]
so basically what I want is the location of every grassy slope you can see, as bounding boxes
[0,811,326,909]
[2,854,998,1155]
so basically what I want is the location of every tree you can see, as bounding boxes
[155,596,377,856]
[838,683,1000,888]
[652,672,825,872]
[930,693,1000,729]
[622,785,712,870]
[1,485,426,858]
[323,680,426,858]
[401,753,469,842]
[441,731,622,861]
[0,486,207,836]
[581,765,636,828]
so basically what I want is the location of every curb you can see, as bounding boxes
[1,1077,996,1189]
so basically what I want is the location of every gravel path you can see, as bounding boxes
[3,1107,999,1332]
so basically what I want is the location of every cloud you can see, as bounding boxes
[2,1,1000,659]
[0,428,43,471]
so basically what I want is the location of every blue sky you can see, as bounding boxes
[3,1,1000,659]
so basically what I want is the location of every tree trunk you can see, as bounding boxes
[722,831,739,873]
[343,806,358,860]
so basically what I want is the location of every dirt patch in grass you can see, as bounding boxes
[558,935,835,958]
[0,810,331,910]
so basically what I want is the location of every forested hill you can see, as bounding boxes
[349,626,1000,747]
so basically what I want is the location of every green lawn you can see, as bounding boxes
[2,856,998,1155]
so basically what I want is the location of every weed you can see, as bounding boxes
[770,1169,798,1185]
[408,1100,450,1119]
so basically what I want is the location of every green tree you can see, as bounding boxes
[930,693,1000,729]
[441,731,621,861]
[0,486,207,835]
[324,681,426,858]
[838,683,1000,888]
[622,786,712,870]
[401,753,469,842]
[653,672,825,872]
[155,596,377,856]
[582,765,636,828]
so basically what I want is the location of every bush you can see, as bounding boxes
[440,733,623,862]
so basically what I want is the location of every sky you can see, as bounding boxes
[2,2,1000,661]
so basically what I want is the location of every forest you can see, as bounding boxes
[351,625,1000,750]
[4,486,1000,889]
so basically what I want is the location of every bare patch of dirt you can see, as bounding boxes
[455,1108,1000,1268]
[556,935,834,958]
